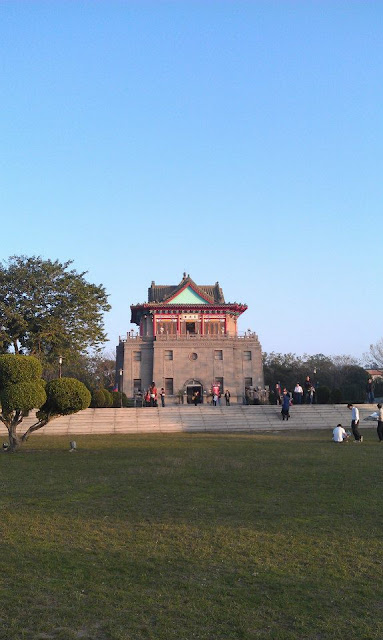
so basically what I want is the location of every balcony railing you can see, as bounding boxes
[119,331,259,343]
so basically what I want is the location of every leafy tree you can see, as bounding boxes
[330,388,343,403]
[264,352,367,403]
[0,256,111,364]
[342,384,365,404]
[316,385,331,404]
[43,351,116,391]
[0,354,90,451]
[263,352,305,392]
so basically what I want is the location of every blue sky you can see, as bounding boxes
[1,1,381,360]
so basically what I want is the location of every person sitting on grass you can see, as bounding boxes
[332,424,349,443]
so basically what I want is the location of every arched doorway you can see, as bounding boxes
[183,379,203,404]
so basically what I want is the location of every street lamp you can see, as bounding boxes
[59,355,63,378]
[119,368,123,408]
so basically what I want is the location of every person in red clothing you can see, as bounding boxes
[212,383,219,406]
[150,382,158,407]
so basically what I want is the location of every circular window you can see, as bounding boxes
[189,352,198,361]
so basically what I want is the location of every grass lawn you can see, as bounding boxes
[0,430,382,640]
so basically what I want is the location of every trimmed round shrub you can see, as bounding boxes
[102,389,114,407]
[0,381,47,414]
[42,377,91,416]
[316,385,331,404]
[330,388,342,403]
[0,354,43,388]
[111,391,122,408]
[111,391,129,408]
[91,389,107,408]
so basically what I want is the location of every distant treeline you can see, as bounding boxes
[263,352,377,404]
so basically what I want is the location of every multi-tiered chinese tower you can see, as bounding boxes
[116,274,264,403]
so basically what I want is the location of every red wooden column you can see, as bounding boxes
[224,314,228,335]
[153,313,157,336]
[177,312,180,335]
[201,313,204,335]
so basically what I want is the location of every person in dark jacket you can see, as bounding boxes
[281,389,291,421]
[275,382,282,405]
[366,378,375,403]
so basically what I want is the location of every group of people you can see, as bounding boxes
[143,382,166,407]
[141,382,232,407]
[275,376,316,407]
[210,385,231,406]
[332,402,383,443]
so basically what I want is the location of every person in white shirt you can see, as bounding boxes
[332,424,348,443]
[377,403,383,442]
[347,403,363,442]
[293,383,303,404]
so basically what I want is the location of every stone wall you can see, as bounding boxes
[119,334,264,403]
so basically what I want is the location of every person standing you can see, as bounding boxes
[281,389,291,421]
[377,403,383,442]
[275,382,282,405]
[308,384,315,405]
[293,383,303,405]
[192,390,200,406]
[160,387,165,407]
[224,389,231,406]
[304,376,312,403]
[366,378,375,403]
[212,383,219,406]
[347,403,363,442]
[150,382,158,407]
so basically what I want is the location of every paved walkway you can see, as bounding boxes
[0,404,377,437]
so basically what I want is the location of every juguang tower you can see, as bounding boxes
[116,274,264,404]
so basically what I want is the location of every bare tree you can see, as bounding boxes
[367,339,383,368]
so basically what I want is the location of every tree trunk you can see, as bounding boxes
[21,419,47,443]
[1,411,24,452]
[7,426,22,452]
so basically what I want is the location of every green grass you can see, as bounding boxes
[0,430,382,640]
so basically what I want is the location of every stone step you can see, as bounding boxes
[0,404,374,438]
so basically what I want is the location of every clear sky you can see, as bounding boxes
[1,1,381,360]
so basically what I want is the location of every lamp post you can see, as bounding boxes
[119,368,123,408]
[59,356,63,378]
[313,367,318,403]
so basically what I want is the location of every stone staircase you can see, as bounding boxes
[0,404,377,437]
